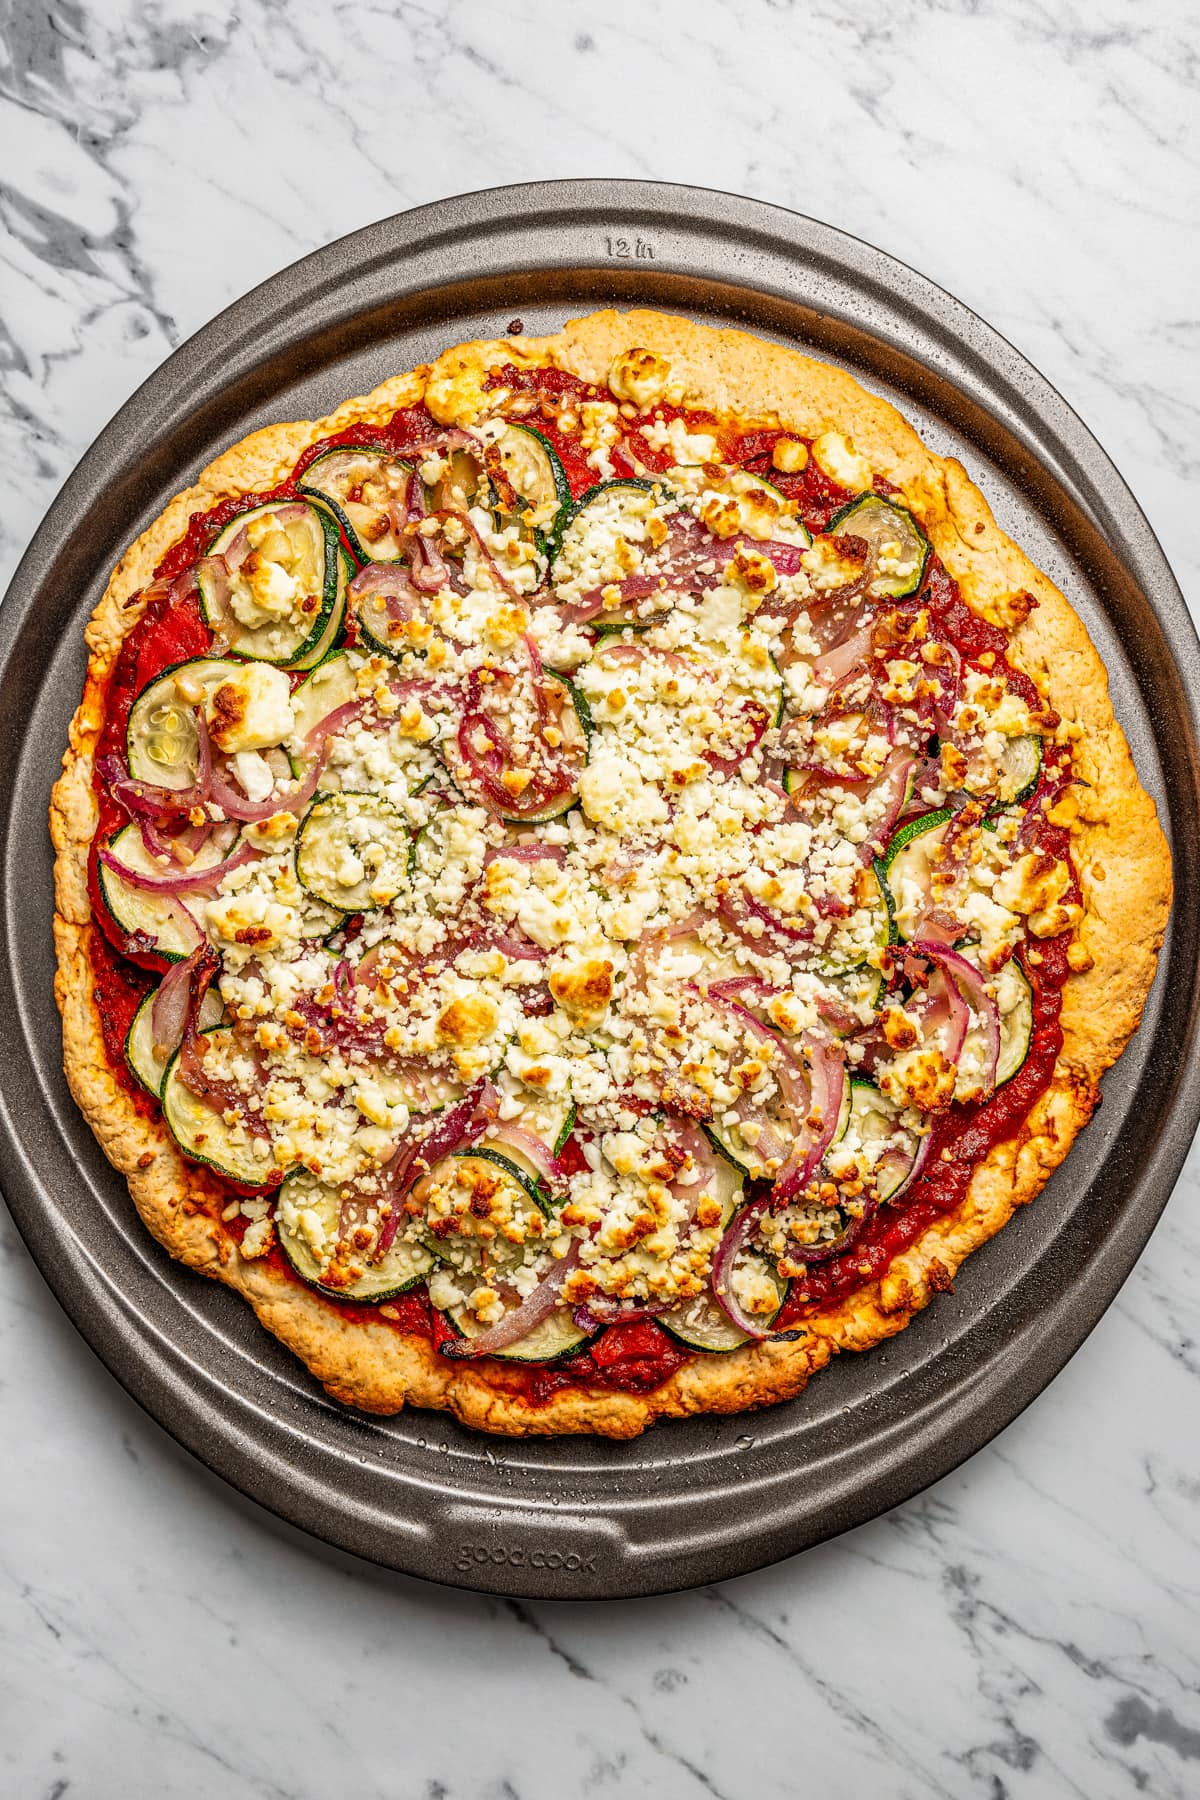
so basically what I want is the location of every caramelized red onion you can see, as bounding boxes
[439,1239,582,1359]
[199,717,329,823]
[486,1122,569,1189]
[150,941,207,1058]
[99,834,260,895]
[909,938,1000,1095]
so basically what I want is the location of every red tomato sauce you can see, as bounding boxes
[83,384,1076,1405]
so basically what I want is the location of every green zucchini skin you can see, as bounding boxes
[874,808,953,944]
[489,423,572,554]
[198,501,343,667]
[298,447,416,565]
[96,823,217,963]
[294,791,411,914]
[827,492,929,598]
[161,1028,279,1188]
[494,669,591,827]
[126,656,244,790]
[276,1172,435,1302]
[440,1304,592,1364]
[126,985,224,1098]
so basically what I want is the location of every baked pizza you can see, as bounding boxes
[51,309,1171,1437]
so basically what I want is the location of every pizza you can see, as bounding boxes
[51,309,1171,1438]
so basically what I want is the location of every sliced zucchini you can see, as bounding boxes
[294,792,411,912]
[819,962,887,1026]
[423,1147,587,1362]
[843,1077,920,1202]
[455,1145,554,1218]
[551,478,675,625]
[660,1176,781,1352]
[553,1101,578,1157]
[705,1048,854,1184]
[126,657,244,790]
[287,649,359,751]
[161,1028,275,1186]
[199,500,341,667]
[875,808,953,943]
[384,1064,464,1115]
[125,983,224,1098]
[288,549,349,671]
[995,961,1034,1087]
[488,423,571,547]
[276,1170,435,1301]
[97,823,229,961]
[298,448,416,564]
[965,733,1043,808]
[660,1251,787,1352]
[828,493,928,599]
[350,564,433,662]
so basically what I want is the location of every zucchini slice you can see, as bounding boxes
[875,808,953,943]
[446,1305,590,1363]
[492,670,591,827]
[454,1145,554,1218]
[660,1252,787,1352]
[288,549,350,671]
[199,500,341,667]
[97,823,230,961]
[488,423,571,547]
[126,657,245,790]
[287,649,359,752]
[294,791,411,913]
[660,1180,782,1352]
[965,733,1043,808]
[828,493,928,598]
[161,1028,276,1186]
[424,1148,587,1362]
[551,478,675,625]
[276,1171,435,1301]
[126,983,224,1098]
[843,1077,921,1202]
[995,961,1034,1087]
[298,448,417,564]
[705,1047,854,1184]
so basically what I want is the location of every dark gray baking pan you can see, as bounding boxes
[1,181,1197,1600]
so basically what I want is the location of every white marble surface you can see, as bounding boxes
[2,2,1199,1794]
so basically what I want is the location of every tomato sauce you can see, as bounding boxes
[84,380,1077,1405]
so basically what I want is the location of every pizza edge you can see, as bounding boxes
[50,308,1171,1439]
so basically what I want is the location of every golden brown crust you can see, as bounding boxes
[52,310,1171,1436]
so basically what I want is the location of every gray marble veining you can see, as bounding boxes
[1,1,1198,1795]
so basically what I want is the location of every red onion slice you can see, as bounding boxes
[150,943,206,1058]
[877,1128,932,1207]
[573,1296,670,1330]
[439,1239,582,1359]
[198,718,329,823]
[909,939,1000,1094]
[773,1030,846,1204]
[483,842,566,868]
[99,837,260,896]
[710,1206,775,1340]
[486,1122,569,1189]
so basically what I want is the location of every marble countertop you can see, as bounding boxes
[2,2,1198,1794]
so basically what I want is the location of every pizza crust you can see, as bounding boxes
[51,310,1171,1437]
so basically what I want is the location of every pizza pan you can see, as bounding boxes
[1,181,1197,1600]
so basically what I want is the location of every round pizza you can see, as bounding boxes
[50,309,1171,1437]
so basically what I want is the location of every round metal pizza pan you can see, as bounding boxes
[1,181,1197,1600]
